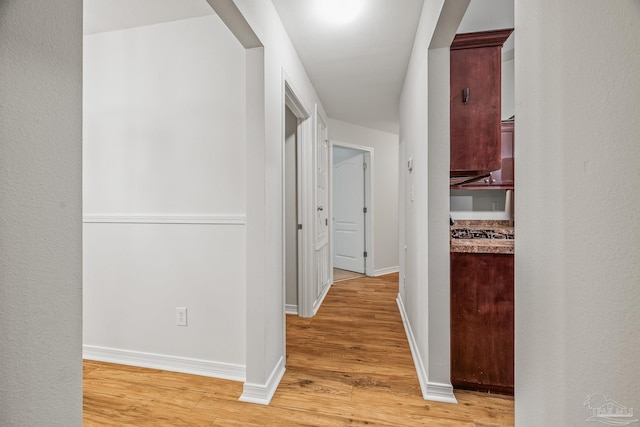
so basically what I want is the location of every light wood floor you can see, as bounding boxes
[84,273,514,426]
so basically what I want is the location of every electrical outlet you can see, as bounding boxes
[176,307,187,326]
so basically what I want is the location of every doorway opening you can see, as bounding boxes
[330,142,373,278]
[282,78,312,319]
[284,106,300,314]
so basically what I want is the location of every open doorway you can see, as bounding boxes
[331,143,373,278]
[284,106,300,314]
[282,79,313,319]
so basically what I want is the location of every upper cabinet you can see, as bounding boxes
[450,29,513,178]
[457,119,514,190]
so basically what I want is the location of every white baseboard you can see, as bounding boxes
[239,356,285,405]
[373,266,399,277]
[424,381,458,403]
[396,294,457,404]
[312,281,333,316]
[285,304,298,315]
[83,345,245,382]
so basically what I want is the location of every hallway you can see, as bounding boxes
[278,273,514,425]
[84,273,513,425]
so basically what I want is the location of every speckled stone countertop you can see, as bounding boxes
[450,220,514,254]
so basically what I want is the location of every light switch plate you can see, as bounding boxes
[176,307,187,326]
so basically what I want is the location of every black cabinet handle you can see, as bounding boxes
[463,87,470,104]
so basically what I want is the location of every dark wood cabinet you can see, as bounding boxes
[450,29,513,177]
[450,252,514,394]
[455,120,514,189]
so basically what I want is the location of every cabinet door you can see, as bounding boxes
[450,29,513,176]
[450,46,502,174]
[450,252,514,394]
[456,121,514,189]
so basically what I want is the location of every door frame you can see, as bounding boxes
[330,141,374,278]
[283,105,300,316]
[282,71,314,320]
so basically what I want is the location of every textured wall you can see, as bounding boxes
[515,0,640,424]
[0,0,83,424]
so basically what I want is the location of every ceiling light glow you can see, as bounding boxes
[316,0,363,24]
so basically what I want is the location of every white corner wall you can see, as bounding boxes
[515,0,640,424]
[227,0,329,403]
[83,14,247,378]
[0,0,83,424]
[328,119,399,276]
[398,0,468,403]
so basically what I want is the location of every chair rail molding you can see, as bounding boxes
[82,213,246,225]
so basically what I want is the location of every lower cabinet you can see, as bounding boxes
[450,252,514,394]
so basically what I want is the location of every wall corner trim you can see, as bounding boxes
[239,356,286,405]
[424,381,457,404]
[285,304,299,315]
[83,345,245,382]
[396,294,458,404]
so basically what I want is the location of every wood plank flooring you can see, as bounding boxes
[84,273,514,426]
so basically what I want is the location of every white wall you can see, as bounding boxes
[501,57,515,120]
[328,119,399,275]
[515,0,640,424]
[450,189,512,221]
[426,44,458,397]
[83,14,247,377]
[0,0,83,424]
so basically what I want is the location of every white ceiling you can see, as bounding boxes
[457,0,514,54]
[272,0,424,134]
[83,0,513,134]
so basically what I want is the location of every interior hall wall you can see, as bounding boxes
[0,0,83,424]
[83,14,247,377]
[515,0,640,424]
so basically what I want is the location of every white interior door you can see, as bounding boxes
[315,113,330,299]
[333,147,365,273]
[315,126,329,250]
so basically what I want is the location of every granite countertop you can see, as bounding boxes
[450,220,514,254]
